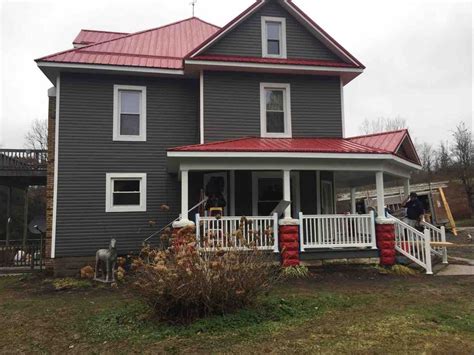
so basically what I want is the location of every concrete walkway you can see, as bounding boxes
[436,264,474,276]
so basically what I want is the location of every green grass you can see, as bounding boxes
[1,273,473,353]
[81,292,372,344]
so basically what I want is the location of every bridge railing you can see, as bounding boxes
[0,149,47,171]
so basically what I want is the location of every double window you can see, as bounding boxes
[113,85,146,141]
[261,17,287,58]
[106,173,147,212]
[260,83,292,138]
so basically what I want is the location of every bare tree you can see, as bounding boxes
[359,116,408,135]
[436,141,451,172]
[452,122,474,213]
[419,142,434,174]
[25,119,48,150]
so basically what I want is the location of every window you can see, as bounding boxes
[106,173,147,212]
[260,83,292,138]
[321,180,334,214]
[113,85,146,141]
[261,17,286,58]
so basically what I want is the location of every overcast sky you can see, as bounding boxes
[0,0,472,149]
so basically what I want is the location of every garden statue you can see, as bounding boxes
[94,238,117,283]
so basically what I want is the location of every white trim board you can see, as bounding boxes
[37,61,185,75]
[167,151,422,170]
[185,60,363,74]
[200,71,204,144]
[51,74,60,259]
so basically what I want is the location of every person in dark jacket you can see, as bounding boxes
[402,192,424,228]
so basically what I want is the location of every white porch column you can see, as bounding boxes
[316,171,321,214]
[181,169,189,220]
[230,170,235,216]
[403,178,411,199]
[375,171,385,218]
[350,187,357,214]
[283,169,291,218]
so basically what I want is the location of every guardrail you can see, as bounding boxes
[195,214,279,252]
[392,217,432,274]
[0,149,47,171]
[0,239,44,269]
[299,212,376,251]
[421,220,448,264]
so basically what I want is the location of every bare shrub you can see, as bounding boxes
[133,226,278,324]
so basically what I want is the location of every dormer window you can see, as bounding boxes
[261,17,287,58]
[260,83,292,138]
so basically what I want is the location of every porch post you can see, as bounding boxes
[181,169,189,220]
[375,171,385,218]
[403,178,411,199]
[283,169,291,218]
[350,187,356,214]
[229,170,235,216]
[316,171,321,214]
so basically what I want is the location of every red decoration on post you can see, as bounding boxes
[376,223,396,266]
[279,224,300,267]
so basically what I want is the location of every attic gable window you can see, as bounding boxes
[261,17,287,58]
[260,83,292,138]
[113,85,147,141]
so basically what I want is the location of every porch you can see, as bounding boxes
[166,135,423,263]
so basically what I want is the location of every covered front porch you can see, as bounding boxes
[167,140,420,255]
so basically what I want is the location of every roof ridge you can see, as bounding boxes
[78,29,129,35]
[36,17,217,62]
[347,129,408,140]
[192,17,221,30]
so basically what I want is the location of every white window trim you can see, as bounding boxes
[106,173,147,212]
[261,16,287,59]
[260,82,292,138]
[113,85,147,142]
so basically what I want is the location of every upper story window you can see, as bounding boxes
[106,173,147,212]
[113,85,147,141]
[260,83,292,138]
[261,17,287,58]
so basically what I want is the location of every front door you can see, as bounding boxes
[203,172,228,216]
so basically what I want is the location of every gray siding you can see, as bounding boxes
[56,73,199,257]
[204,1,340,61]
[204,71,342,142]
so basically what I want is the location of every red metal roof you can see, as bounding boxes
[191,55,357,68]
[169,131,421,166]
[348,129,408,153]
[73,30,129,47]
[37,18,220,69]
[169,137,388,154]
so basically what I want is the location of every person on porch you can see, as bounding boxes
[402,192,424,228]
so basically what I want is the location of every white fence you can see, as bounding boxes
[299,212,377,251]
[195,214,279,252]
[392,217,433,274]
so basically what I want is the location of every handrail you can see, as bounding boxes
[299,212,376,251]
[421,220,448,264]
[143,198,208,243]
[0,149,47,171]
[389,214,433,274]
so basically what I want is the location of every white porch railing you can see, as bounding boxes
[299,212,377,251]
[195,214,279,252]
[392,217,433,274]
[421,220,448,264]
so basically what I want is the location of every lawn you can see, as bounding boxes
[0,266,473,354]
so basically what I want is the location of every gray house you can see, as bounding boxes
[37,0,434,275]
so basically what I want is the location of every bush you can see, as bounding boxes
[133,226,278,324]
[280,265,310,279]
